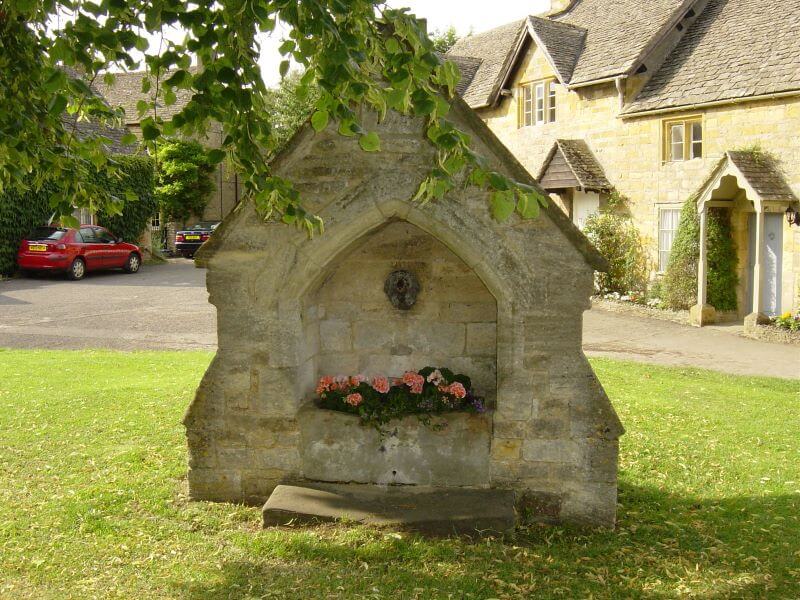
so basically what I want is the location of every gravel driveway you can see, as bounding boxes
[1,259,798,379]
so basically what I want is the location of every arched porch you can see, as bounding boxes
[690,151,797,328]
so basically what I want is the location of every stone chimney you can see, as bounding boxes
[546,0,574,15]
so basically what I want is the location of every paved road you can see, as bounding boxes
[0,259,215,351]
[1,260,798,379]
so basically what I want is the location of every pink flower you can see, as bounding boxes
[371,376,390,394]
[345,393,363,407]
[447,382,467,399]
[333,375,349,391]
[402,371,425,395]
[350,374,367,387]
[316,376,334,395]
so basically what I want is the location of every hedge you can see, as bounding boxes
[662,199,739,311]
[0,155,155,276]
[96,155,156,244]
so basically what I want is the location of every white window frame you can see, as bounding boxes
[663,117,703,162]
[522,85,533,127]
[519,79,558,128]
[534,82,545,125]
[658,208,682,272]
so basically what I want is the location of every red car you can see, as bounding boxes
[17,225,142,280]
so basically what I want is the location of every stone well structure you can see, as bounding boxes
[184,98,624,527]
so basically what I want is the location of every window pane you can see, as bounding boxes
[670,124,684,161]
[535,83,545,124]
[691,122,702,158]
[548,82,557,123]
[522,85,532,127]
[658,209,681,271]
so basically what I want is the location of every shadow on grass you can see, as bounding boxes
[175,482,800,599]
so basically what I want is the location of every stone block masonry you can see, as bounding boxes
[184,98,623,528]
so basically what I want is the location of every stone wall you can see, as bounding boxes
[307,221,497,396]
[185,101,623,527]
[479,41,800,313]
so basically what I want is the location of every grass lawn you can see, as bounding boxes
[0,349,798,599]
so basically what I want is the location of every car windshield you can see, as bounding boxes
[26,227,66,241]
[188,222,219,230]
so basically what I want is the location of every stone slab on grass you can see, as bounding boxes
[262,483,516,536]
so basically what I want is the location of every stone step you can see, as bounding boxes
[262,483,516,536]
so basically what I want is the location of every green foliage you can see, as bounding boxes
[662,200,739,311]
[155,140,216,224]
[0,183,55,276]
[96,156,156,243]
[1,350,799,597]
[661,201,699,309]
[1,2,544,236]
[264,71,320,153]
[315,367,484,437]
[706,208,739,311]
[773,311,800,332]
[583,213,649,294]
[0,156,154,275]
[430,26,460,53]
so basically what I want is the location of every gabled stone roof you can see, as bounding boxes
[551,0,688,85]
[538,139,611,191]
[447,20,527,108]
[58,68,134,155]
[726,151,796,202]
[97,69,197,126]
[61,114,134,155]
[448,0,690,106]
[527,17,586,84]
[624,0,800,115]
[440,55,483,97]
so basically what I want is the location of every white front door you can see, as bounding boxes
[748,213,783,316]
[572,190,600,230]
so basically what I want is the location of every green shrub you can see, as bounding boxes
[0,156,155,276]
[155,139,216,224]
[0,183,55,276]
[583,212,649,295]
[662,199,738,311]
[96,156,156,244]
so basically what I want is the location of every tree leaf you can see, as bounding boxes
[490,190,515,222]
[516,191,540,219]
[207,149,226,163]
[311,110,329,132]
[359,132,381,152]
[141,121,160,141]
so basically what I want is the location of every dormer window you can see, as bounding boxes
[519,79,557,127]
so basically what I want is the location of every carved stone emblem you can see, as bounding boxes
[384,270,420,310]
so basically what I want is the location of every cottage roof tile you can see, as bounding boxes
[625,0,800,114]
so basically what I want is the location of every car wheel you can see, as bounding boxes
[124,253,141,273]
[68,257,86,281]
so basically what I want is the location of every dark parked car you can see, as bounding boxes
[175,221,220,258]
[17,225,142,280]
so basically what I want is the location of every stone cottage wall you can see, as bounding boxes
[479,40,800,313]
[185,102,623,526]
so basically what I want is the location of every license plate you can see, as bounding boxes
[28,244,47,252]
[185,235,201,240]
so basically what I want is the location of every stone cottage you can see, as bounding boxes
[448,0,800,327]
[184,96,624,528]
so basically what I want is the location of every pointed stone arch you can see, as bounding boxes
[184,101,623,528]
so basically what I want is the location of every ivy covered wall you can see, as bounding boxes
[0,155,155,276]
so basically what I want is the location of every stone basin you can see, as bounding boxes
[298,402,492,487]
